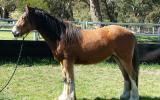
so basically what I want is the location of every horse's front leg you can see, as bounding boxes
[59,59,76,100]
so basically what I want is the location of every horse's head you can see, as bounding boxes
[12,5,34,37]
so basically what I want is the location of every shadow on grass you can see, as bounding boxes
[0,57,59,66]
[140,96,160,100]
[79,96,160,100]
[78,97,117,100]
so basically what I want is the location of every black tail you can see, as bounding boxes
[132,42,139,86]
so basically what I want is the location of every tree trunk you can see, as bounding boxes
[0,7,2,18]
[102,0,117,22]
[0,7,9,18]
[89,0,102,22]
[64,1,74,20]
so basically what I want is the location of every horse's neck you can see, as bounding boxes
[38,30,57,48]
[39,31,66,61]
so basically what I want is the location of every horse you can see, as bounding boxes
[12,5,139,100]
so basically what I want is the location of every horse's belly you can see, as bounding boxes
[75,50,112,64]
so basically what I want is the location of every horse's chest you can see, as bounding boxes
[52,45,65,61]
[53,51,64,61]
[53,47,71,61]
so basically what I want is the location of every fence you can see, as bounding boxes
[73,21,160,34]
[1,40,160,63]
[73,21,160,41]
[1,19,160,63]
[1,18,160,41]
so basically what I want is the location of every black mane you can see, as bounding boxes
[28,7,81,43]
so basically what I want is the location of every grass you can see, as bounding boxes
[0,31,37,40]
[0,31,45,41]
[136,35,160,42]
[0,62,160,100]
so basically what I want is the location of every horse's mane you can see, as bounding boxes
[28,7,82,44]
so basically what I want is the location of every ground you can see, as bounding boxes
[0,63,160,100]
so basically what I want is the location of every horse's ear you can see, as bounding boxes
[25,4,30,14]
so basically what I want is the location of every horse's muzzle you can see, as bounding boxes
[12,26,21,37]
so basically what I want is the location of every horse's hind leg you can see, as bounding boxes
[113,56,131,100]
[116,55,139,100]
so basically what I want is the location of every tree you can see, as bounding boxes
[0,0,16,18]
[46,0,74,20]
[10,0,48,19]
[145,0,160,23]
[73,0,90,21]
[117,0,160,23]
[15,0,48,11]
[1,0,160,23]
[89,0,102,22]
[101,0,118,22]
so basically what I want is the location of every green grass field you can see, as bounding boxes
[0,63,160,100]
[0,31,39,40]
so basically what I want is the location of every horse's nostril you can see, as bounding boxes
[12,26,20,36]
[11,30,20,37]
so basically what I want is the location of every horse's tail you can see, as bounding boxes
[132,41,139,86]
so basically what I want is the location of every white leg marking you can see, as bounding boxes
[59,82,67,100]
[120,80,130,99]
[129,76,139,100]
[59,81,75,100]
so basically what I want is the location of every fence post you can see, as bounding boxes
[33,31,39,41]
[152,27,155,34]
[85,21,88,29]
[158,27,160,41]
[82,22,85,29]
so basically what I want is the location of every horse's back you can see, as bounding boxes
[104,25,134,38]
[81,25,135,46]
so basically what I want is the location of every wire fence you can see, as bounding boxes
[73,21,160,35]
[1,18,160,42]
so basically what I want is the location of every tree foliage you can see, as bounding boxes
[0,0,16,18]
[73,1,90,21]
[46,0,73,20]
[9,0,48,19]
[1,0,160,23]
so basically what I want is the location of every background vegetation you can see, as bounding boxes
[0,0,160,23]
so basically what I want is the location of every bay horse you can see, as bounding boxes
[12,5,139,100]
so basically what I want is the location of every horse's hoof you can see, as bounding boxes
[58,94,76,100]
[129,95,139,100]
[58,94,67,100]
[120,92,130,100]
[129,90,139,100]
[129,97,139,100]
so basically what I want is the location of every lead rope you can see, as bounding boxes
[0,37,25,92]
